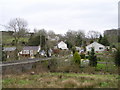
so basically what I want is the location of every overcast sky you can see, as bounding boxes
[0,0,119,34]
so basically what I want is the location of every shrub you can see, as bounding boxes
[80,53,85,59]
[72,46,76,54]
[48,58,58,71]
[97,57,101,61]
[85,55,89,59]
[73,52,81,65]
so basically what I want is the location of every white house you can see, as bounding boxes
[57,41,68,50]
[86,42,106,53]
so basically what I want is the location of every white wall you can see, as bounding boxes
[86,42,105,52]
[58,41,68,50]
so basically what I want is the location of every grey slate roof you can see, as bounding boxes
[23,46,39,51]
[3,46,40,52]
[3,47,16,51]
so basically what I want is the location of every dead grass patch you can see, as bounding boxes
[2,72,118,88]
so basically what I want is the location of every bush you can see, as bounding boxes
[48,58,58,71]
[72,46,76,54]
[73,52,81,65]
[85,55,89,59]
[97,57,101,61]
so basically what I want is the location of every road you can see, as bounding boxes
[0,57,52,67]
[0,56,68,67]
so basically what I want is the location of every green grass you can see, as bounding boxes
[2,72,118,88]
[2,32,29,45]
[95,53,103,55]
[96,64,106,70]
[3,37,29,43]
[96,63,117,72]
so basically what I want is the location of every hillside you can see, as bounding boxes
[1,31,30,46]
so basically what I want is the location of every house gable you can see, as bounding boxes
[86,42,105,52]
[57,41,68,50]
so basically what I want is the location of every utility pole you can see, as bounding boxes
[40,33,41,48]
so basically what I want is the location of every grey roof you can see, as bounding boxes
[3,46,40,51]
[23,46,39,51]
[3,47,16,51]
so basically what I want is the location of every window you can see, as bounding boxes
[99,47,103,50]
[89,47,91,49]
[23,50,29,54]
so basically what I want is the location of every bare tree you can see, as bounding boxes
[8,18,28,60]
[65,30,77,44]
[64,30,85,48]
[47,30,55,38]
[86,31,101,40]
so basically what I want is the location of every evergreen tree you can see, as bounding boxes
[114,46,120,67]
[118,35,120,42]
[72,46,76,54]
[100,36,110,46]
[66,41,73,49]
[83,41,87,51]
[98,35,102,43]
[114,46,120,75]
[89,48,97,67]
[73,52,81,65]
[98,35,109,46]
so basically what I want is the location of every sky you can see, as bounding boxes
[0,0,119,34]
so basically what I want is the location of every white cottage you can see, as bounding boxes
[86,42,105,53]
[58,41,68,50]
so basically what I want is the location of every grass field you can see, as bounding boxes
[2,72,118,88]
[3,37,29,43]
[2,32,29,46]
